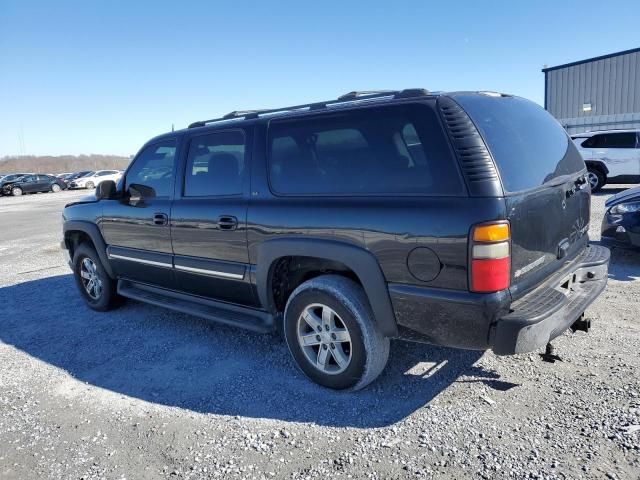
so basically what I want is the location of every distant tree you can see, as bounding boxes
[0,155,131,174]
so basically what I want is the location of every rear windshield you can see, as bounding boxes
[455,95,583,192]
[268,104,464,196]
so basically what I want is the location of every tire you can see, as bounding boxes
[51,183,61,193]
[85,181,95,189]
[284,275,390,391]
[72,243,122,311]
[587,167,606,193]
[11,187,22,196]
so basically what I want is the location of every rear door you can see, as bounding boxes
[170,128,256,306]
[455,94,589,298]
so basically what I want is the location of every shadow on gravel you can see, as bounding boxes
[0,275,504,428]
[607,246,640,282]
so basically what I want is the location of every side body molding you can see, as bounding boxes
[63,220,115,278]
[254,238,398,337]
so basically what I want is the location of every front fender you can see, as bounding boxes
[63,220,115,278]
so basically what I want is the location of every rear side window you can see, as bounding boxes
[455,95,583,192]
[582,132,637,149]
[268,104,463,195]
[184,131,245,197]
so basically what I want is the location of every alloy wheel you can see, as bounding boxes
[587,172,599,189]
[296,303,352,375]
[80,257,103,300]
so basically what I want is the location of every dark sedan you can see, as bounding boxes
[602,186,640,247]
[1,174,67,196]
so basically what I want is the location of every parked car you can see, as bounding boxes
[64,171,93,182]
[601,185,640,247]
[62,89,610,390]
[2,174,66,196]
[68,170,121,190]
[572,129,640,192]
[0,173,33,193]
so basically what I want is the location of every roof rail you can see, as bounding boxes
[337,90,398,100]
[187,88,432,128]
[223,109,269,119]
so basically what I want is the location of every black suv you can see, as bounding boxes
[62,89,610,390]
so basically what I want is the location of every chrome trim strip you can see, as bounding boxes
[108,253,173,268]
[174,264,244,280]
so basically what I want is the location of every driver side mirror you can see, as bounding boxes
[95,180,117,200]
[127,183,156,206]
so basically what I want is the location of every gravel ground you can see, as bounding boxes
[0,188,639,480]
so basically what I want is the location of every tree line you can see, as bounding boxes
[0,154,132,175]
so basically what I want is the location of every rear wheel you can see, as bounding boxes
[284,275,390,391]
[51,183,61,193]
[73,243,122,311]
[11,187,22,196]
[587,167,606,192]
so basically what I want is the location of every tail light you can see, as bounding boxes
[470,222,510,293]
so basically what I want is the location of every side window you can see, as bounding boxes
[125,141,176,197]
[184,131,245,197]
[583,133,636,149]
[268,104,464,195]
[606,132,637,148]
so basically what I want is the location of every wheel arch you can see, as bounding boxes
[254,238,398,337]
[585,160,609,176]
[63,220,115,278]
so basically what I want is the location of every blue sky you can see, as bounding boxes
[1,0,638,157]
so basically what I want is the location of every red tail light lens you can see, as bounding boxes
[470,222,510,293]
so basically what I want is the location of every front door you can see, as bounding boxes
[101,139,177,288]
[170,129,256,306]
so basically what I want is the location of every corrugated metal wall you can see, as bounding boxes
[545,50,640,134]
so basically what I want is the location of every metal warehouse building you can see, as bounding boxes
[543,47,640,134]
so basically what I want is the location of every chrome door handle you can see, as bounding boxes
[153,213,168,226]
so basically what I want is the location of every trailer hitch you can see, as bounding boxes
[570,314,591,333]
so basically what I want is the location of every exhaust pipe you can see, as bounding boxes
[570,313,591,333]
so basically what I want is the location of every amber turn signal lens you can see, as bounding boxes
[473,223,510,243]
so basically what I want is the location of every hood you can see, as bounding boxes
[64,194,98,208]
[605,186,640,208]
[1,179,23,188]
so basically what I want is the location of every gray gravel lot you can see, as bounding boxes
[0,188,639,479]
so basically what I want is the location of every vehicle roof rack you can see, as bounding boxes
[223,109,269,119]
[337,90,397,100]
[187,88,431,129]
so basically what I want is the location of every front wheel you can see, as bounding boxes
[51,183,61,193]
[85,181,95,189]
[284,275,390,391]
[73,243,122,311]
[11,187,23,196]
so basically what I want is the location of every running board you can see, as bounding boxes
[117,280,275,333]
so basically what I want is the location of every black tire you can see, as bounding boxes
[587,167,606,193]
[72,243,122,311]
[284,275,390,391]
[11,187,22,196]
[51,183,61,193]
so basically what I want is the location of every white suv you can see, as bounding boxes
[69,170,122,190]
[572,130,640,192]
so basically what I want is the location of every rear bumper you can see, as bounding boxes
[389,244,610,353]
[491,244,609,355]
